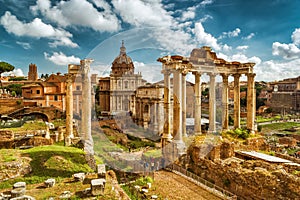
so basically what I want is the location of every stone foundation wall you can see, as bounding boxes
[185,143,300,200]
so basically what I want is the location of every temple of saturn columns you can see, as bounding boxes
[158,46,256,156]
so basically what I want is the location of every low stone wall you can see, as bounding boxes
[185,142,300,200]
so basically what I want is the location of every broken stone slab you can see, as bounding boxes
[44,178,55,188]
[13,182,26,189]
[73,173,85,182]
[91,178,106,196]
[10,195,35,200]
[97,164,106,178]
[59,191,71,199]
[147,182,151,189]
[11,188,26,198]
[151,195,158,199]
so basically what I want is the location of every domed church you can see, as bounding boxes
[98,41,146,113]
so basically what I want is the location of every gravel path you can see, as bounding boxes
[148,170,222,200]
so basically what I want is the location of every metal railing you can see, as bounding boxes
[166,164,237,200]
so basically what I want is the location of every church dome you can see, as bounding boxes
[111,41,134,76]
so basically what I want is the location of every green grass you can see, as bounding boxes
[0,144,94,190]
[261,122,300,134]
[143,149,162,159]
[2,121,47,131]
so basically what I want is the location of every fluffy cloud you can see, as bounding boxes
[180,6,196,21]
[219,28,241,39]
[291,28,300,45]
[44,52,80,66]
[272,42,300,59]
[200,0,214,7]
[243,33,255,40]
[0,11,78,48]
[194,22,220,50]
[3,68,24,77]
[112,0,173,27]
[255,59,300,81]
[236,45,248,51]
[30,0,120,32]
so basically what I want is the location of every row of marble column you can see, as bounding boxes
[162,69,256,149]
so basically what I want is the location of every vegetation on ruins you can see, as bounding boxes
[5,83,23,96]
[0,61,15,93]
[0,144,94,190]
[222,128,251,140]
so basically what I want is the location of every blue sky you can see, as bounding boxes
[0,0,300,83]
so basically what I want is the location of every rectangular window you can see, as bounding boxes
[36,90,40,94]
[76,86,81,91]
[54,95,58,101]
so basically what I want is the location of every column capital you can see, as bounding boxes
[233,73,241,79]
[192,71,202,76]
[246,73,256,78]
[208,72,217,77]
[181,69,189,76]
[66,73,73,83]
[220,73,229,79]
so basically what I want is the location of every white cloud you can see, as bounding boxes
[219,28,241,39]
[200,0,214,7]
[255,59,300,81]
[194,22,220,50]
[0,11,78,48]
[291,28,300,46]
[112,0,173,27]
[44,52,80,66]
[199,14,213,23]
[30,0,120,32]
[236,45,248,51]
[3,68,24,76]
[272,42,300,59]
[243,33,255,40]
[180,6,196,21]
[16,41,31,49]
[222,44,232,52]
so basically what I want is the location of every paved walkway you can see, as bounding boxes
[148,170,222,200]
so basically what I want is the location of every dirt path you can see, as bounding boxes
[148,170,222,200]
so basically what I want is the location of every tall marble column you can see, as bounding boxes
[181,71,187,137]
[173,69,185,155]
[221,74,229,130]
[81,59,94,155]
[209,73,216,133]
[193,71,202,135]
[162,70,172,147]
[153,102,158,133]
[233,74,241,129]
[247,73,256,132]
[65,74,74,146]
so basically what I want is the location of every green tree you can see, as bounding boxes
[6,84,23,96]
[0,61,15,93]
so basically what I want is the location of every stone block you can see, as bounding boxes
[11,188,26,198]
[13,182,26,189]
[59,191,71,199]
[73,173,85,182]
[97,164,106,178]
[10,195,35,200]
[91,178,106,196]
[44,178,55,188]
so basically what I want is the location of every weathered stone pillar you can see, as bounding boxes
[181,71,187,137]
[162,70,172,147]
[65,74,74,146]
[209,73,216,133]
[62,95,66,112]
[233,74,241,129]
[80,59,95,169]
[46,95,49,107]
[173,69,185,155]
[193,71,202,135]
[153,102,158,133]
[221,74,229,130]
[247,73,256,132]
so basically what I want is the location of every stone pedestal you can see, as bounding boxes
[91,179,106,196]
